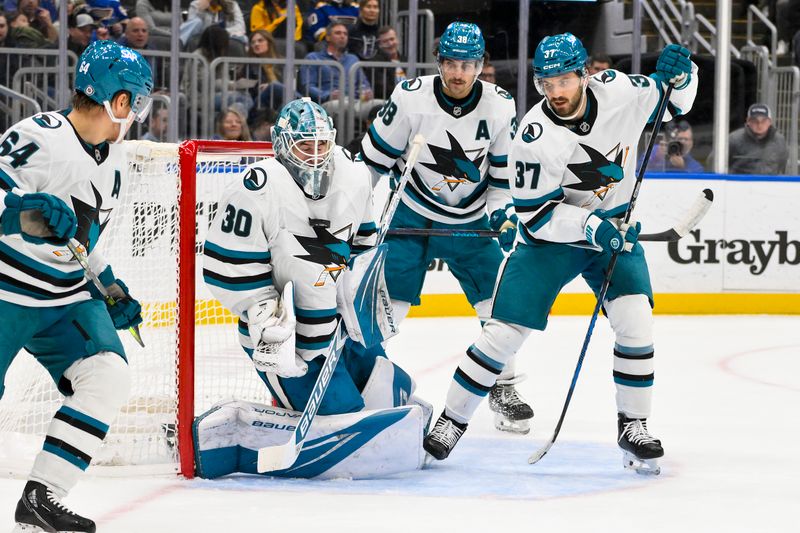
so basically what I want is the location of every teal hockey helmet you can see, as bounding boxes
[438,22,485,61]
[271,98,337,200]
[75,40,154,124]
[532,32,588,79]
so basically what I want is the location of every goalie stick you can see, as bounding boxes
[528,85,675,467]
[386,188,714,242]
[256,134,427,473]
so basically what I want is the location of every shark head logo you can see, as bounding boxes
[294,221,353,286]
[71,183,112,253]
[420,131,485,192]
[566,143,627,201]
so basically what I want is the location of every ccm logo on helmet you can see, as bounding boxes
[543,64,560,70]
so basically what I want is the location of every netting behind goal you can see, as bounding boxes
[0,140,276,478]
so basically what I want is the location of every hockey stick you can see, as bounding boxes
[385,188,714,242]
[67,240,146,348]
[256,134,426,473]
[529,85,675,466]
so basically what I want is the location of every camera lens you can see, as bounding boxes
[667,141,682,156]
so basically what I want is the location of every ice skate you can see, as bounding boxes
[488,375,534,434]
[617,413,663,475]
[14,481,96,533]
[423,413,467,461]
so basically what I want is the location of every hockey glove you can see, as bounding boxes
[1,190,77,245]
[585,213,623,253]
[489,209,518,253]
[247,285,307,378]
[655,44,692,88]
[88,267,144,330]
[618,220,642,252]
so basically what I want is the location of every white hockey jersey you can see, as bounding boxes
[0,111,126,307]
[203,147,377,363]
[360,75,517,224]
[509,66,699,247]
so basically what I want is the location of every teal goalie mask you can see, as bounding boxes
[271,98,337,200]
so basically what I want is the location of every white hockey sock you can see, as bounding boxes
[445,319,531,423]
[605,295,654,419]
[30,352,130,497]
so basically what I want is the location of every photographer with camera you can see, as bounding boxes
[640,119,704,173]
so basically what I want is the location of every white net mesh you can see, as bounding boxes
[0,140,275,476]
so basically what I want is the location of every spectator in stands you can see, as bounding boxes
[728,103,789,175]
[478,51,496,84]
[141,102,169,142]
[191,25,253,114]
[86,0,128,39]
[237,29,289,112]
[135,0,170,38]
[641,119,705,173]
[215,107,252,141]
[2,0,56,20]
[370,25,406,98]
[7,9,50,47]
[586,53,614,75]
[182,0,246,55]
[345,102,380,154]
[67,12,96,55]
[17,0,56,42]
[118,16,150,49]
[301,21,377,120]
[248,107,278,141]
[0,11,15,46]
[305,0,358,43]
[250,0,303,44]
[348,0,379,60]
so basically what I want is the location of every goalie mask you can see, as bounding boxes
[272,98,337,200]
[75,40,154,143]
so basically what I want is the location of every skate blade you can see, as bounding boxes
[13,523,47,533]
[493,414,531,435]
[622,452,661,476]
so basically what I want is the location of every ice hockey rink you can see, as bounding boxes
[1,313,797,532]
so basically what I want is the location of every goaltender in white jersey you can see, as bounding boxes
[197,99,429,479]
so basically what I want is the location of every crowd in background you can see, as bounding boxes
[0,0,796,174]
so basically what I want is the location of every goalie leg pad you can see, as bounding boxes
[193,400,426,479]
[30,352,130,496]
[360,356,416,410]
[605,295,654,419]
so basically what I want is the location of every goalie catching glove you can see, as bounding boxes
[246,281,308,378]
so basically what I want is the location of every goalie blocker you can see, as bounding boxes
[194,358,433,479]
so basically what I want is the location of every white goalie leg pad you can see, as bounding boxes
[194,400,426,479]
[360,356,416,410]
[336,244,398,348]
[605,295,655,419]
[391,299,411,325]
[30,352,130,496]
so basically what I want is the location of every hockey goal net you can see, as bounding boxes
[0,140,276,478]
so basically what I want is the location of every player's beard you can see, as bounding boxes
[547,87,585,120]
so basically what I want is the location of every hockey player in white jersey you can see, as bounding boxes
[199,99,429,477]
[423,34,698,474]
[0,41,153,532]
[360,21,534,434]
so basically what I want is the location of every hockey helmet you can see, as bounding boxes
[438,22,485,61]
[75,40,154,124]
[271,98,337,200]
[532,32,588,80]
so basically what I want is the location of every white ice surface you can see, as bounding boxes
[2,315,798,532]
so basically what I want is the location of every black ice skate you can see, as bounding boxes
[617,413,664,476]
[423,413,467,461]
[488,376,534,434]
[14,480,96,533]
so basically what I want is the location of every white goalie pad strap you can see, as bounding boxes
[360,356,416,410]
[336,244,398,348]
[193,400,426,479]
[247,281,307,378]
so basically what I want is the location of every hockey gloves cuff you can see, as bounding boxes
[584,214,641,254]
[655,44,692,88]
[1,190,77,245]
[490,208,518,252]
